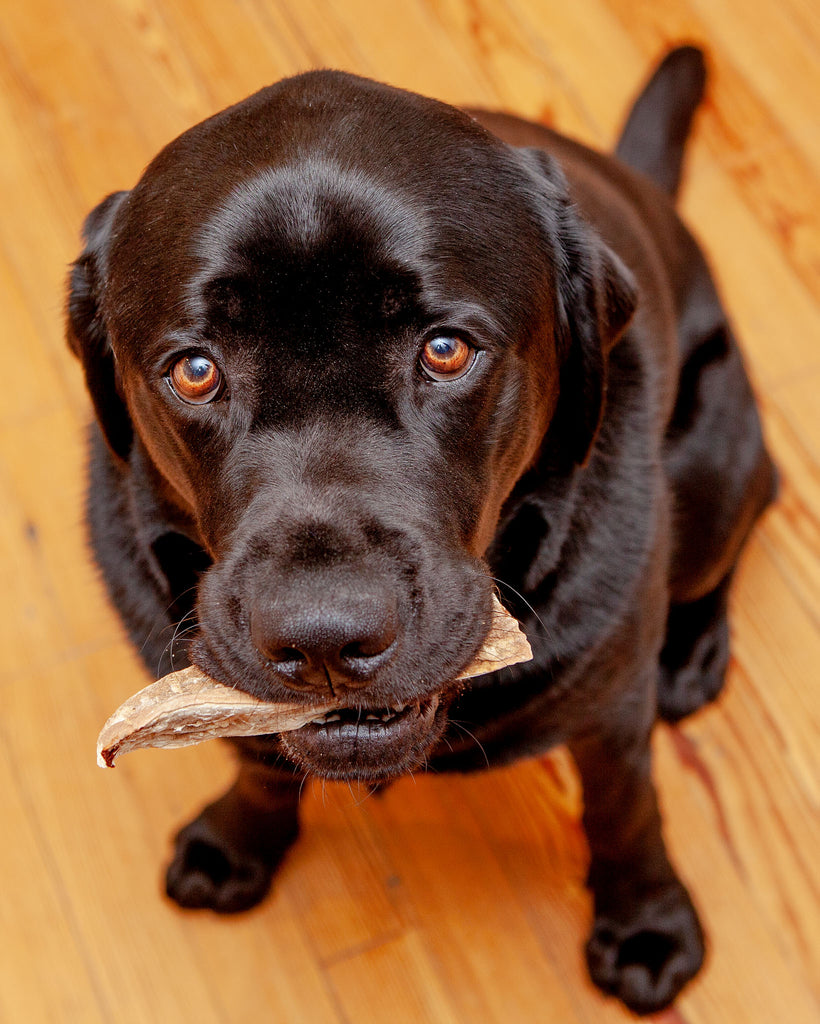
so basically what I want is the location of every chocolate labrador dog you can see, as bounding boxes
[68,47,775,1013]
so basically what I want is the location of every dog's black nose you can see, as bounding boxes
[250,581,398,693]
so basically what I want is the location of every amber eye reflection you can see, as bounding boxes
[168,355,222,404]
[419,335,475,381]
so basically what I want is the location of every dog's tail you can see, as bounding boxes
[614,45,707,200]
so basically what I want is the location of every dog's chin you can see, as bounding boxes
[279,693,448,781]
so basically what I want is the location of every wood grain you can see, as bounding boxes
[1,1,817,1021]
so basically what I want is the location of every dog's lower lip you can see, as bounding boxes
[280,692,446,780]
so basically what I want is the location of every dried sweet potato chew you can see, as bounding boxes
[97,594,531,767]
[96,671,327,768]
[459,594,532,676]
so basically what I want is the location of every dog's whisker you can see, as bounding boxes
[168,610,199,649]
[145,591,201,651]
[354,782,379,806]
[164,585,200,618]
[166,622,199,647]
[158,607,197,647]
[170,624,199,642]
[343,778,375,807]
[297,771,311,803]
[168,624,200,654]
[482,573,552,646]
[448,720,491,770]
[158,611,201,675]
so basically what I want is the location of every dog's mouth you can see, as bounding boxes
[307,697,434,731]
[188,589,529,780]
[280,693,444,780]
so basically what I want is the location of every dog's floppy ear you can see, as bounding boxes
[518,148,637,471]
[67,191,133,461]
[549,217,637,470]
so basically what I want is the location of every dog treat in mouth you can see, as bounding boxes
[96,594,532,767]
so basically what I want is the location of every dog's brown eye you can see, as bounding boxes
[168,355,222,404]
[420,335,475,381]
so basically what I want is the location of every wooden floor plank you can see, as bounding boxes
[362,775,585,1023]
[327,930,465,1024]
[0,450,81,685]
[690,0,820,168]
[508,0,645,140]
[756,382,820,624]
[0,408,117,663]
[655,720,820,1023]
[0,739,109,1024]
[9,645,350,1024]
[679,148,820,388]
[602,0,820,307]
[287,779,413,966]
[732,534,820,764]
[451,757,634,1024]
[4,659,227,1024]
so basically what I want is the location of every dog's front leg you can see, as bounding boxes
[165,758,301,913]
[569,704,705,1014]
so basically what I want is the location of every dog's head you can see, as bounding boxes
[68,72,635,780]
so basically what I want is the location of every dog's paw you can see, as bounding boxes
[165,809,298,914]
[586,883,705,1015]
[658,609,729,723]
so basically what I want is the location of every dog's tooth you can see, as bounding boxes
[319,712,341,724]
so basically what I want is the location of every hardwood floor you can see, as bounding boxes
[0,1,817,1021]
